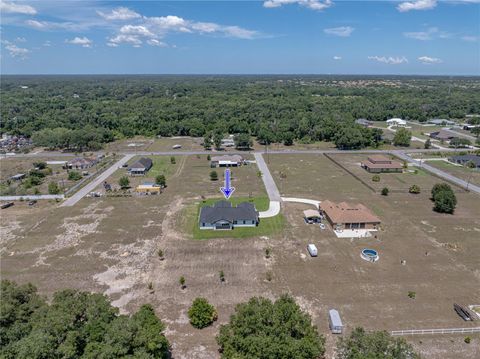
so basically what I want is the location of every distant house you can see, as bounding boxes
[66,157,97,170]
[136,182,161,194]
[386,118,407,127]
[428,119,455,126]
[199,201,259,230]
[172,144,182,149]
[320,200,381,231]
[221,138,235,147]
[128,157,153,176]
[429,130,456,141]
[361,155,403,173]
[355,118,371,127]
[210,155,244,168]
[449,154,480,168]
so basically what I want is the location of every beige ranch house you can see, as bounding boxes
[320,200,381,231]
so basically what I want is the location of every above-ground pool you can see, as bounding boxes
[361,249,379,262]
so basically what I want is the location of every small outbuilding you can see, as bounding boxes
[304,209,321,224]
[136,182,161,194]
[328,309,343,334]
[10,173,26,181]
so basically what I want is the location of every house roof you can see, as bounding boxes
[387,118,406,124]
[320,200,380,224]
[304,209,320,218]
[361,155,403,169]
[210,155,244,163]
[199,200,258,224]
[128,157,153,171]
[450,154,480,166]
[430,130,456,140]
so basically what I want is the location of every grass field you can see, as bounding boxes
[426,160,480,187]
[2,151,479,359]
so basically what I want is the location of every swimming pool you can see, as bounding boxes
[361,248,379,262]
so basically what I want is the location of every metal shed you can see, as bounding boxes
[328,309,343,334]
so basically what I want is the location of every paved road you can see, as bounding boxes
[61,154,134,207]
[395,152,480,194]
[2,147,464,160]
[254,153,281,201]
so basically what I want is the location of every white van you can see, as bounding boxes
[307,244,318,257]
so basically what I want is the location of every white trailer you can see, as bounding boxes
[329,309,343,334]
[307,244,318,257]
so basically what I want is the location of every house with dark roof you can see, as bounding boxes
[210,155,244,168]
[355,118,372,127]
[448,154,480,168]
[361,155,403,173]
[199,200,259,230]
[66,157,97,170]
[128,157,153,176]
[429,130,457,141]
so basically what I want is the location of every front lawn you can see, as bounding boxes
[183,196,284,240]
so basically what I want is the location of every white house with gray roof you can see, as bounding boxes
[199,201,259,230]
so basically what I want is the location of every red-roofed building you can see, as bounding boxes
[361,155,403,173]
[320,200,381,231]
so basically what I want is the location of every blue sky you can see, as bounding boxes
[1,0,479,75]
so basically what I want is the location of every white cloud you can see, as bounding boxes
[0,0,36,14]
[147,39,167,47]
[97,7,141,21]
[418,56,443,64]
[25,19,82,31]
[323,26,354,37]
[107,34,142,47]
[42,40,52,47]
[263,0,333,10]
[5,43,29,58]
[333,56,342,60]
[15,37,26,42]
[66,36,92,48]
[403,27,451,41]
[397,0,437,12]
[120,25,155,37]
[461,35,478,42]
[368,56,408,65]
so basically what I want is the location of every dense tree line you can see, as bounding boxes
[0,280,170,359]
[1,75,479,150]
[1,280,422,359]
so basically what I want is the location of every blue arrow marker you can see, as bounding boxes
[220,168,235,199]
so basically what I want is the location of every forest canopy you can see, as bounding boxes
[1,75,479,150]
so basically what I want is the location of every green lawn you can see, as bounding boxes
[149,156,177,178]
[183,196,285,240]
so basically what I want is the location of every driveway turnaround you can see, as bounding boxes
[61,154,135,207]
[258,201,281,218]
[281,197,321,208]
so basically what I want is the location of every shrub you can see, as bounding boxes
[464,336,471,344]
[119,176,130,189]
[408,291,416,299]
[431,183,456,214]
[210,170,218,181]
[265,248,271,259]
[409,185,421,194]
[207,154,211,160]
[48,182,60,195]
[372,175,380,182]
[157,249,164,259]
[68,171,82,181]
[188,298,217,329]
[155,174,166,187]
[179,276,186,289]
[170,156,176,164]
[219,270,225,282]
[381,187,389,196]
[266,271,273,282]
[217,295,325,358]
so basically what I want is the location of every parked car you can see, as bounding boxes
[1,202,14,209]
[28,200,37,206]
[307,244,318,257]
